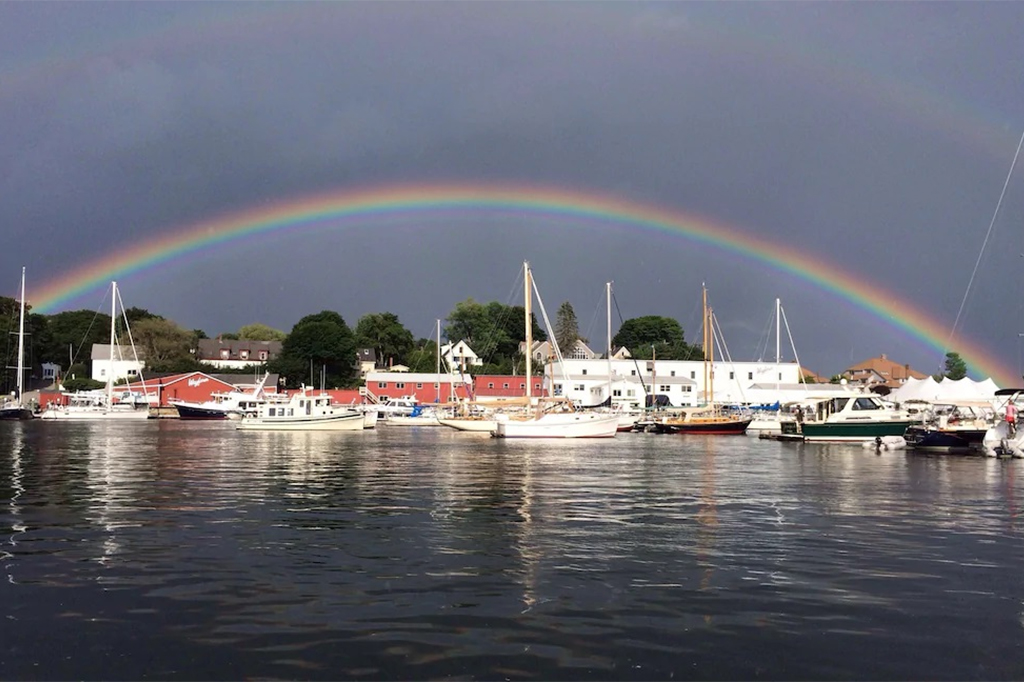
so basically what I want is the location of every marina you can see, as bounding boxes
[2,421,1023,680]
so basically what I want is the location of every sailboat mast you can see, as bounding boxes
[606,281,612,404]
[16,267,25,401]
[436,319,441,403]
[775,297,781,393]
[524,261,532,401]
[709,303,715,406]
[702,285,708,404]
[109,280,117,407]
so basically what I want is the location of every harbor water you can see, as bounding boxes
[2,421,1024,680]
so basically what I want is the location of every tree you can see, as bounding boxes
[941,351,967,380]
[443,298,546,369]
[611,315,701,360]
[36,309,112,371]
[237,323,287,341]
[405,338,439,374]
[267,310,357,388]
[131,317,202,373]
[553,301,580,358]
[354,312,414,367]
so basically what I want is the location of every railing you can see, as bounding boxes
[359,386,379,404]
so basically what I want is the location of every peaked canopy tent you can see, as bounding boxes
[889,376,1000,404]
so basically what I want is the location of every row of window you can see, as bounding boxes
[377,382,439,389]
[218,349,269,361]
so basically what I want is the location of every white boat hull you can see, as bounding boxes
[493,412,619,438]
[39,407,151,421]
[237,412,365,431]
[437,417,498,432]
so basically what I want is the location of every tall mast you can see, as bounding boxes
[109,281,117,407]
[702,284,708,404]
[15,267,25,401]
[775,297,781,394]
[708,302,715,406]
[524,261,532,400]
[436,319,441,403]
[606,281,612,404]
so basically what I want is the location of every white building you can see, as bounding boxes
[441,340,483,368]
[91,343,145,384]
[546,357,807,409]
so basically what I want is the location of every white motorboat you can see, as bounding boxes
[237,386,365,431]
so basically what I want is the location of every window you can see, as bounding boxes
[488,382,494,389]
[554,384,563,396]
[659,385,670,392]
[582,369,587,375]
[631,370,637,376]
[748,372,753,380]
[503,383,509,389]
[416,383,423,389]
[396,382,405,389]
[778,373,782,381]
[683,386,692,392]
[613,389,622,397]
[670,371,676,377]
[690,371,696,379]
[729,371,734,380]
[574,384,585,392]
[627,389,635,397]
[377,382,387,389]
[240,350,249,360]
[521,383,526,389]
[128,369,138,376]
[853,398,880,411]
[259,351,268,361]
[100,369,106,377]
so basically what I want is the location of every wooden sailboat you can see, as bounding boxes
[657,285,751,435]
[1,267,34,420]
[492,262,619,438]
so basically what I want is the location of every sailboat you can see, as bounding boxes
[492,262,619,438]
[1,268,34,420]
[656,285,751,435]
[39,281,151,421]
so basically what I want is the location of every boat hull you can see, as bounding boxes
[38,407,151,420]
[493,413,618,438]
[657,418,752,435]
[437,417,497,432]
[172,402,229,420]
[0,406,34,420]
[237,412,365,431]
[905,424,987,452]
[801,420,915,442]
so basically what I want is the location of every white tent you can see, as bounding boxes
[889,376,1000,404]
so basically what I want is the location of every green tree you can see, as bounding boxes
[612,315,700,360]
[553,301,580,358]
[131,317,202,373]
[940,351,968,380]
[36,309,112,371]
[405,338,440,374]
[268,310,357,388]
[444,298,545,368]
[354,312,414,367]
[237,323,287,341]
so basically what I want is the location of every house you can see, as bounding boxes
[441,340,483,368]
[90,343,145,384]
[843,354,928,390]
[196,338,282,370]
[519,339,597,363]
[356,348,376,377]
[116,371,282,407]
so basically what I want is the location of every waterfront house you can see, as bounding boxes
[91,343,145,384]
[843,354,928,390]
[196,338,282,370]
[471,374,547,401]
[441,340,484,368]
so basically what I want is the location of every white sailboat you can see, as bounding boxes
[1,267,33,420]
[492,262,619,439]
[39,281,151,421]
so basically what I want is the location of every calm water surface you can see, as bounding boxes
[2,421,1023,680]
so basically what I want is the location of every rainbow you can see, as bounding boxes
[30,182,1015,385]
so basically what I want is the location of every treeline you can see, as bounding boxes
[0,294,703,391]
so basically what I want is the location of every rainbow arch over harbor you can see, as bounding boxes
[30,182,1015,385]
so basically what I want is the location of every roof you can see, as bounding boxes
[91,343,145,361]
[196,338,282,358]
[844,354,928,386]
